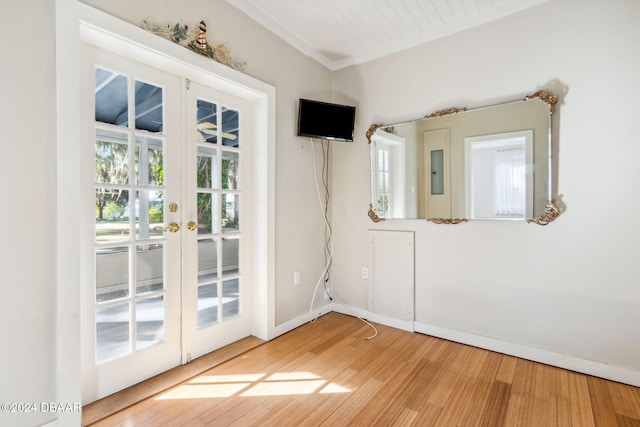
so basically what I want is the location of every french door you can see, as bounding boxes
[83,46,251,402]
[183,82,252,361]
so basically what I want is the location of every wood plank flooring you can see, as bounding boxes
[83,336,265,425]
[88,313,640,426]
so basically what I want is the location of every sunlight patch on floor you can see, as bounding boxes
[266,371,320,381]
[240,379,326,396]
[155,371,351,400]
[189,373,266,384]
[320,382,351,394]
[157,383,251,399]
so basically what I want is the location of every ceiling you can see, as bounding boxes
[226,0,548,71]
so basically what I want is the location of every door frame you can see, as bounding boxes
[58,1,276,406]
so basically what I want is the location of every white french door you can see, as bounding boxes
[83,46,252,403]
[183,82,252,361]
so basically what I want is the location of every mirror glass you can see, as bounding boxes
[368,91,556,223]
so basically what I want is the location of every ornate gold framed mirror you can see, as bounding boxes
[367,89,559,225]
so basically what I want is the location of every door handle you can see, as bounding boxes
[164,222,180,233]
[187,221,205,232]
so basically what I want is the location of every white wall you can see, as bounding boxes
[79,0,334,325]
[1,0,332,424]
[332,0,640,380]
[0,2,58,426]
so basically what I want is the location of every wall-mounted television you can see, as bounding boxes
[297,98,356,142]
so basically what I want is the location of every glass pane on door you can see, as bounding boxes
[95,69,128,128]
[222,194,239,233]
[197,146,218,189]
[222,279,240,320]
[135,190,164,240]
[136,296,165,350]
[198,284,218,329]
[136,136,164,186]
[95,130,129,184]
[221,237,239,277]
[197,239,218,283]
[135,81,163,132]
[197,192,217,235]
[221,106,239,147]
[96,246,129,302]
[95,190,130,243]
[197,99,218,144]
[136,243,164,295]
[221,151,239,190]
[96,302,130,362]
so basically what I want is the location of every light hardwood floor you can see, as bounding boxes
[88,312,640,426]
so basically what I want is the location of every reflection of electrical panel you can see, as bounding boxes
[423,129,451,218]
[430,149,444,195]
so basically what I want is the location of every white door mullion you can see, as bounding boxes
[180,76,193,365]
[127,71,138,357]
[214,101,223,331]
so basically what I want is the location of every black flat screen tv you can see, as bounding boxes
[297,98,356,142]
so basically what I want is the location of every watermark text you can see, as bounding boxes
[1,402,81,413]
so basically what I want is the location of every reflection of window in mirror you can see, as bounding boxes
[371,130,407,219]
[494,147,525,216]
[464,130,533,220]
[376,144,391,218]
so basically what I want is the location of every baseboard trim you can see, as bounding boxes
[273,303,333,338]
[414,321,640,388]
[274,305,640,388]
[331,303,414,332]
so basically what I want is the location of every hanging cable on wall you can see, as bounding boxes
[308,138,333,315]
[308,138,377,339]
[321,138,332,294]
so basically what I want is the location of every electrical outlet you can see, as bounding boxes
[361,267,369,279]
[293,271,300,285]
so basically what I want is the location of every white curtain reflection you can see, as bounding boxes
[493,147,526,217]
